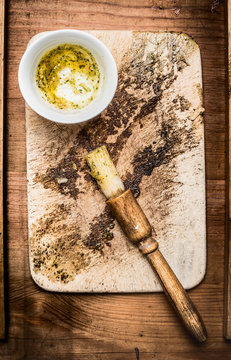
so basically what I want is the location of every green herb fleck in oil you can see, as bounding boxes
[35,44,101,110]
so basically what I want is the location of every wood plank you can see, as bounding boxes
[0,0,5,340]
[225,220,231,339]
[225,0,231,340]
[0,0,229,359]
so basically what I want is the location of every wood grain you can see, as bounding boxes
[0,0,230,359]
[225,0,231,340]
[0,0,5,341]
[107,189,153,244]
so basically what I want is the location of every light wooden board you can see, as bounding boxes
[225,0,231,340]
[0,0,5,340]
[26,30,206,293]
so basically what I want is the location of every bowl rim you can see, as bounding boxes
[18,29,118,125]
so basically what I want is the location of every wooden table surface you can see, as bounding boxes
[0,0,230,359]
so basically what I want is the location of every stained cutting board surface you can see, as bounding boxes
[26,31,206,292]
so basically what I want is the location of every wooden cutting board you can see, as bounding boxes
[26,31,206,292]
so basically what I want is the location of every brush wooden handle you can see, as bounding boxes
[146,247,206,342]
[107,189,207,343]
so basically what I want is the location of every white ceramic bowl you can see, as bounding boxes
[18,29,118,124]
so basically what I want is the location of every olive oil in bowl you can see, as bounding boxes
[35,44,101,111]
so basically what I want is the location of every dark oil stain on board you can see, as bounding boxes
[31,204,91,283]
[123,123,177,198]
[123,118,198,198]
[84,206,115,252]
[32,32,202,259]
[34,144,82,199]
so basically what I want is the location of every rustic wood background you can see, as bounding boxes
[0,0,230,359]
